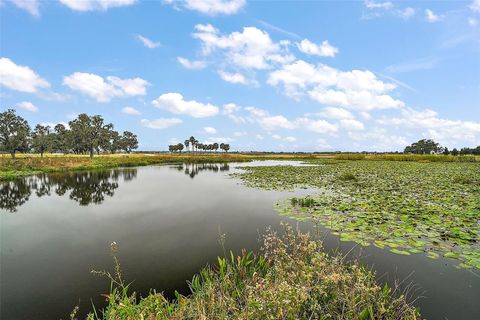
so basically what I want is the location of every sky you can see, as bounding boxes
[1,0,479,152]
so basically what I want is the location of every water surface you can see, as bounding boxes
[1,162,479,319]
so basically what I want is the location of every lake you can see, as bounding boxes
[1,162,479,319]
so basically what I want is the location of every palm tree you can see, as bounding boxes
[189,136,196,152]
[213,142,219,152]
[184,140,190,152]
[220,143,225,152]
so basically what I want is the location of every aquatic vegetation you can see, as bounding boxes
[84,226,420,319]
[234,160,480,269]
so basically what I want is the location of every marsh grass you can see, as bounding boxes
[334,153,479,162]
[83,225,420,320]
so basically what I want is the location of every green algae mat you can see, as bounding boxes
[233,160,480,269]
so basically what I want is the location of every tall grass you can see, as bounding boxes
[335,153,479,162]
[81,225,420,320]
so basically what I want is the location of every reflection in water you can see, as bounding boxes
[0,169,137,212]
[172,163,230,179]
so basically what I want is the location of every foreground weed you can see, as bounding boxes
[86,226,420,319]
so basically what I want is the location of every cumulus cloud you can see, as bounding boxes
[218,70,258,86]
[204,126,217,134]
[470,0,480,13]
[222,103,246,123]
[8,0,40,16]
[340,119,364,130]
[268,60,403,110]
[151,92,219,118]
[364,0,393,10]
[245,106,338,134]
[192,24,294,71]
[319,107,354,120]
[164,0,245,15]
[425,9,442,23]
[0,57,50,93]
[59,0,137,11]
[15,101,39,112]
[136,35,160,48]
[297,39,338,57]
[177,57,207,70]
[376,107,480,145]
[140,118,182,129]
[63,72,149,102]
[121,106,141,115]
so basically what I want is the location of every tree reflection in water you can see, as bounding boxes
[171,163,230,179]
[0,168,137,212]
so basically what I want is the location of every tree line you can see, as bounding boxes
[0,109,138,158]
[404,139,480,155]
[169,136,230,153]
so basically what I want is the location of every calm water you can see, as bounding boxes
[1,162,479,319]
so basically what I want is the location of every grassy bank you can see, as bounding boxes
[0,153,320,181]
[82,225,420,320]
[2,152,478,182]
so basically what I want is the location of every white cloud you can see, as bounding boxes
[222,103,247,123]
[285,136,296,142]
[297,39,338,57]
[425,9,442,23]
[376,107,480,145]
[0,57,50,93]
[245,106,338,134]
[136,35,160,48]
[295,118,338,134]
[468,17,478,26]
[470,0,480,13]
[218,71,245,84]
[177,57,207,70]
[59,0,137,11]
[340,119,364,130]
[268,60,403,110]
[222,103,241,114]
[364,0,393,10]
[121,106,141,115]
[319,107,354,120]
[192,24,294,70]
[63,72,149,102]
[152,92,219,118]
[398,7,415,20]
[15,101,38,112]
[204,126,217,134]
[164,0,245,15]
[255,134,264,140]
[140,118,182,129]
[9,0,40,16]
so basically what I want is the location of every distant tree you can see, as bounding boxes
[213,142,219,152]
[121,131,138,153]
[107,131,122,154]
[31,124,52,157]
[223,144,230,153]
[69,114,113,158]
[404,139,442,154]
[53,124,72,154]
[0,109,31,158]
[176,143,184,152]
[184,140,190,152]
[443,147,450,155]
[452,148,459,156]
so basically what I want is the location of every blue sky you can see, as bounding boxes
[1,0,479,152]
